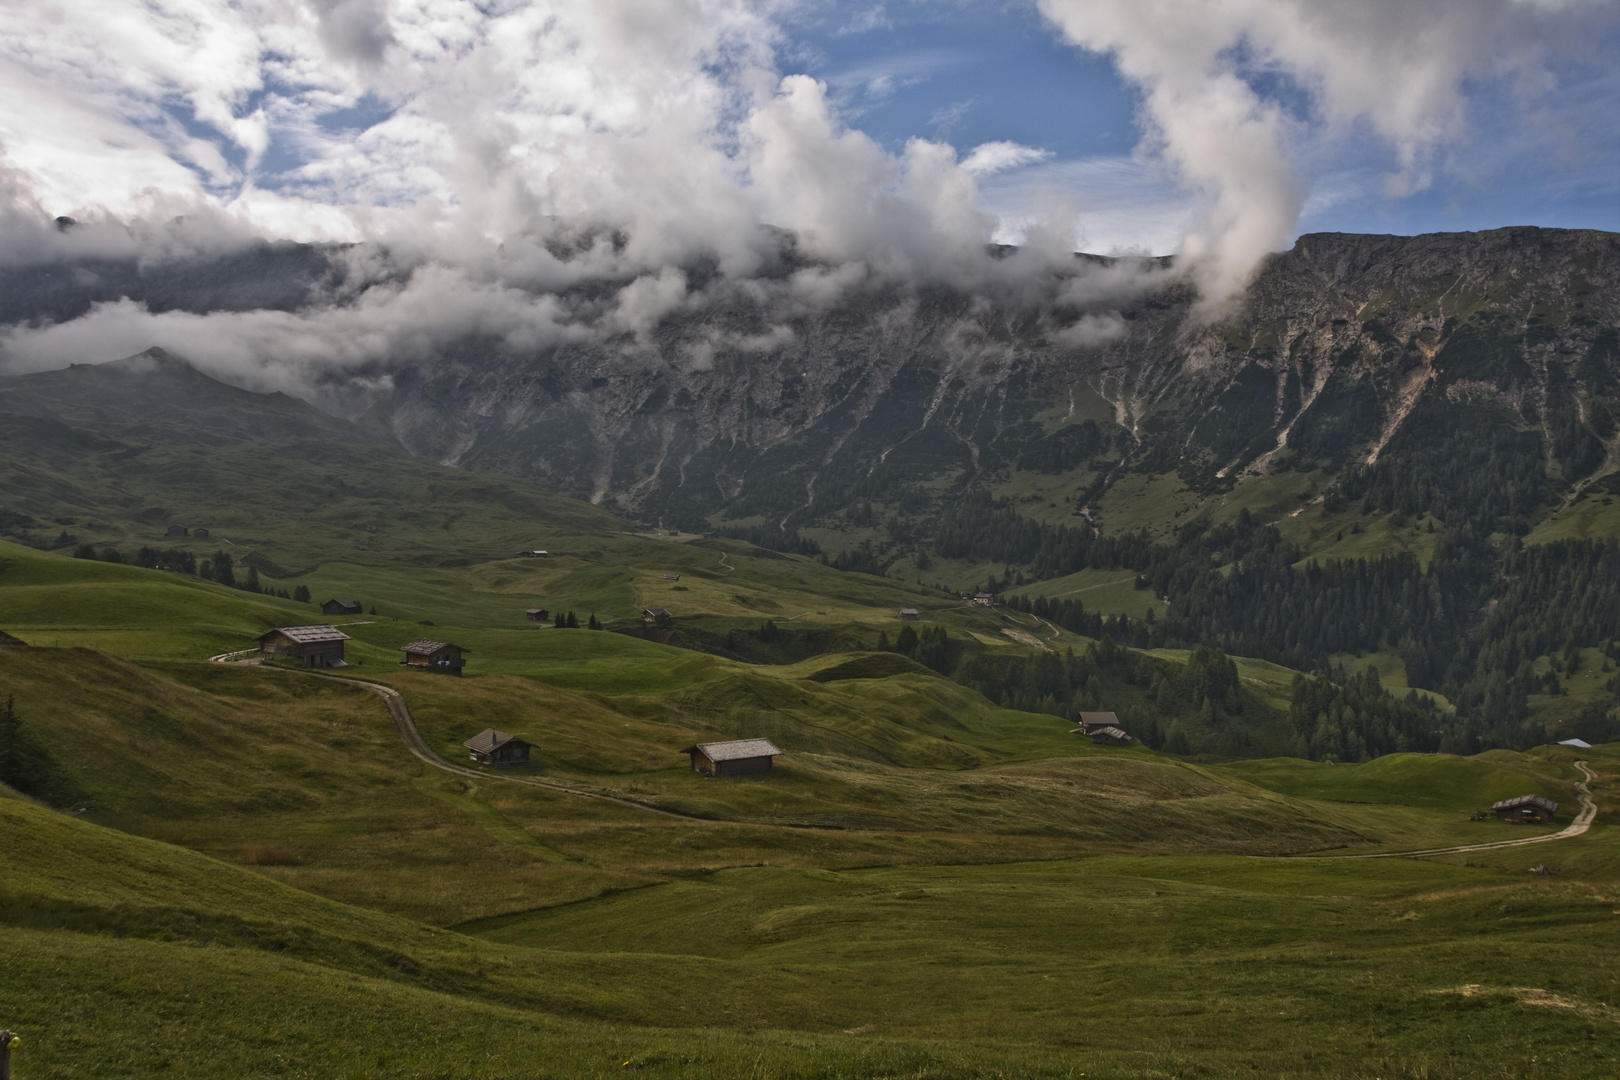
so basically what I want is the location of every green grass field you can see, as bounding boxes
[4,532,1619,1078]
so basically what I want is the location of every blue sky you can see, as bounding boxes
[0,1,1615,261]
[776,0,1620,250]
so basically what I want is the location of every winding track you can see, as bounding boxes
[209,652,703,820]
[213,653,1601,852]
[1307,760,1600,860]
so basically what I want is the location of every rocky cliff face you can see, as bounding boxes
[5,226,1615,542]
[367,226,1619,537]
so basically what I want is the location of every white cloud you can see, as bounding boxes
[1035,0,1617,310]
[961,141,1052,177]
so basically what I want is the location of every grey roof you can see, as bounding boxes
[900,607,918,615]
[1558,738,1593,748]
[1090,726,1134,742]
[263,625,350,644]
[325,598,359,607]
[1493,794,1557,812]
[1076,712,1120,728]
[399,639,466,655]
[682,738,783,762]
[464,728,529,754]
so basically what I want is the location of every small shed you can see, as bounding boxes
[398,640,468,675]
[1087,726,1136,747]
[526,608,550,622]
[517,549,550,558]
[1493,795,1557,823]
[166,525,189,538]
[682,738,783,777]
[973,592,997,607]
[1074,712,1121,734]
[322,598,363,616]
[900,607,919,620]
[463,728,532,766]
[642,607,672,624]
[258,625,350,668]
[192,527,210,538]
[664,573,681,581]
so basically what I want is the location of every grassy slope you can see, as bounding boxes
[9,786,1620,1079]
[6,531,1620,1076]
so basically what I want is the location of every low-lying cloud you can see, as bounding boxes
[0,0,1610,392]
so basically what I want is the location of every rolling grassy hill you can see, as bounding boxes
[3,346,1619,1076]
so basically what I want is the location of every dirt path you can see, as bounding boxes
[210,652,708,821]
[1307,761,1599,860]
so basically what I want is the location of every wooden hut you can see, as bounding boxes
[1087,726,1136,747]
[257,625,350,668]
[642,607,672,625]
[463,728,532,766]
[681,738,783,777]
[900,607,919,620]
[972,592,997,607]
[1493,795,1557,823]
[398,640,468,675]
[165,525,188,537]
[525,608,550,622]
[664,573,681,581]
[321,598,362,616]
[1074,712,1121,734]
[192,528,210,538]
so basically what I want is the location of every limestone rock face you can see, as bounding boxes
[364,227,1619,532]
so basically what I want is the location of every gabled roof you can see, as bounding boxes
[463,728,529,754]
[399,639,467,655]
[1558,738,1593,748]
[262,625,350,644]
[643,607,671,617]
[1075,711,1119,727]
[324,597,360,607]
[682,738,783,762]
[1493,794,1557,812]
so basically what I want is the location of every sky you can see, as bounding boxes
[0,1,1616,385]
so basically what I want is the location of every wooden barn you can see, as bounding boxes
[257,625,350,668]
[165,525,188,537]
[900,607,919,620]
[664,573,681,581]
[1493,795,1557,823]
[1087,726,1136,747]
[642,607,672,625]
[1074,712,1121,734]
[972,592,997,607]
[682,738,783,777]
[321,598,362,616]
[192,528,210,538]
[398,640,468,675]
[525,608,550,622]
[463,728,532,766]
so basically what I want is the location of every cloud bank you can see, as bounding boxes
[0,0,1611,389]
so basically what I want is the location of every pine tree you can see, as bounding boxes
[566,611,579,628]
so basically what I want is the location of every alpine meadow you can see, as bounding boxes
[2,2,1620,1078]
